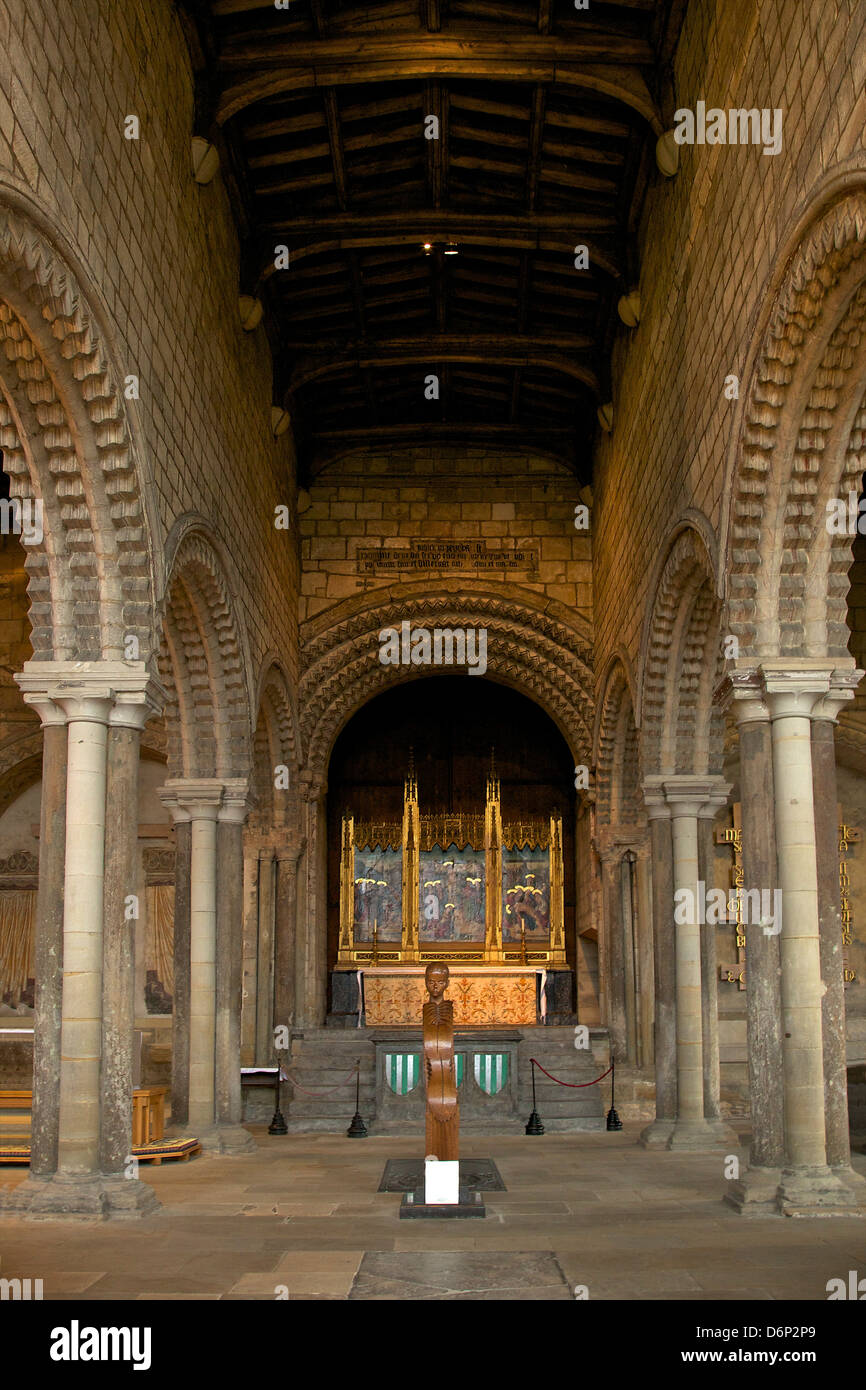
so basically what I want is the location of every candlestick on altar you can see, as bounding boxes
[373,919,379,965]
[521,920,527,964]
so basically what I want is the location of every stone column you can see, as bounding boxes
[26,702,67,1183]
[663,776,730,1150]
[634,848,654,1070]
[161,780,222,1144]
[240,840,260,1065]
[255,845,276,1063]
[639,786,677,1147]
[273,838,304,1037]
[170,812,192,1129]
[599,850,628,1063]
[811,694,865,1199]
[100,687,163,1215]
[0,663,166,1221]
[297,786,328,1027]
[697,785,738,1145]
[717,672,784,1211]
[215,783,255,1151]
[761,663,860,1214]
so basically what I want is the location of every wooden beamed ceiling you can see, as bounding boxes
[186,0,680,477]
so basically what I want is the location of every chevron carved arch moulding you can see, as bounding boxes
[157,530,252,781]
[727,189,866,660]
[0,203,156,663]
[299,589,594,795]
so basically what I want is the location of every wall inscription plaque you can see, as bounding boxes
[357,541,540,575]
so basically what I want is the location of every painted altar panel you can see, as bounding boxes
[353,846,402,941]
[502,846,550,943]
[418,844,485,942]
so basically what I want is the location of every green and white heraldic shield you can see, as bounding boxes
[474,1052,509,1095]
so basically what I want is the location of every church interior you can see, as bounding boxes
[1,0,866,1312]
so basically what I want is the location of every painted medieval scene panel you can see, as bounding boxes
[502,847,551,942]
[353,846,402,941]
[418,845,485,942]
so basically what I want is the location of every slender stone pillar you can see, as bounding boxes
[696,786,738,1146]
[171,814,192,1129]
[255,846,276,1063]
[274,839,304,1036]
[762,664,860,1214]
[599,851,628,1063]
[240,841,260,1065]
[663,776,730,1150]
[100,689,162,1216]
[28,705,67,1181]
[215,783,255,1151]
[160,780,222,1143]
[811,687,865,1199]
[297,787,328,1026]
[639,787,677,1147]
[717,673,784,1211]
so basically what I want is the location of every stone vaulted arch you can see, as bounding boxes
[299,582,594,795]
[251,660,300,831]
[641,526,725,779]
[725,186,866,660]
[594,656,642,828]
[0,200,158,663]
[157,527,252,780]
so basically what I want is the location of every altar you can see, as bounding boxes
[361,965,542,1027]
[330,759,575,1027]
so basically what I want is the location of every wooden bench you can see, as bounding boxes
[0,1089,32,1144]
[1,1087,168,1148]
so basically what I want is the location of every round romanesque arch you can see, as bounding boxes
[157,527,253,781]
[298,582,594,796]
[0,199,158,663]
[594,655,642,829]
[251,660,301,832]
[640,525,725,779]
[723,185,866,660]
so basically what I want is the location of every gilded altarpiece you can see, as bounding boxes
[337,772,566,1024]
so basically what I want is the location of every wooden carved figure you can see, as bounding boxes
[422,961,459,1160]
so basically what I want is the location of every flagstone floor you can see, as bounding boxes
[1,1125,864,1300]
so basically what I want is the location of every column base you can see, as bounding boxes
[776,1165,866,1217]
[194,1124,257,1155]
[637,1117,675,1149]
[723,1165,782,1215]
[704,1116,741,1147]
[831,1164,866,1200]
[0,1172,159,1221]
[666,1118,736,1152]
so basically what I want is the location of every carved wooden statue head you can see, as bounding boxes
[424,962,449,1000]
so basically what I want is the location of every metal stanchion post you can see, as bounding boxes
[346,1061,368,1138]
[605,1056,623,1131]
[525,1058,545,1135]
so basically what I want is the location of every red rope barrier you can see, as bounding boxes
[282,1065,359,1097]
[529,1059,613,1088]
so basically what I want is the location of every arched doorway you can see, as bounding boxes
[325,675,578,1012]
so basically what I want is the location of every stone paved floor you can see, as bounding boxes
[0,1125,864,1300]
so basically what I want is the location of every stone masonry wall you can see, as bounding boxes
[593,0,866,688]
[0,0,299,694]
[299,447,591,627]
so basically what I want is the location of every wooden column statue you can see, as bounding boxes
[422,962,459,1160]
